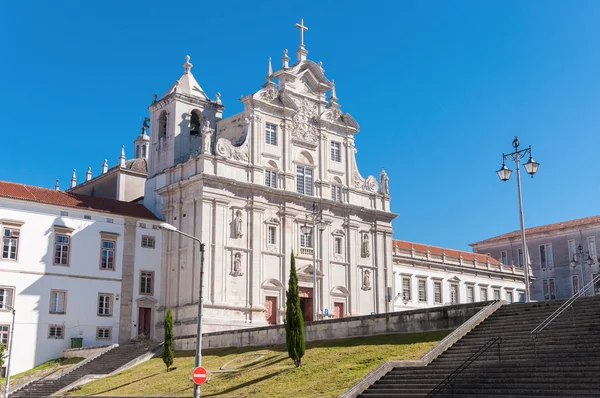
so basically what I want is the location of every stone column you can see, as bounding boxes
[249,205,265,323]
[213,199,229,305]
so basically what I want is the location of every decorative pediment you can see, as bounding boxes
[261,278,283,291]
[448,276,462,282]
[332,229,345,236]
[265,217,280,225]
[299,264,324,278]
[331,286,350,297]
[136,296,158,306]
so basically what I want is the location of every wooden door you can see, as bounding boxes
[265,296,277,325]
[334,302,344,319]
[138,307,152,337]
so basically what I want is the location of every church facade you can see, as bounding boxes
[144,22,397,334]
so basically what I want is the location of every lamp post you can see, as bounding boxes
[496,136,540,303]
[300,203,327,321]
[159,222,205,398]
[570,244,594,297]
[3,304,15,398]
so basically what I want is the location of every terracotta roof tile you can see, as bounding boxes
[0,180,159,220]
[471,215,600,245]
[393,239,500,265]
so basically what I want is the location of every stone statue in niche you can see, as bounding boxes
[362,269,372,291]
[232,210,243,238]
[201,120,213,154]
[231,252,243,277]
[380,169,389,195]
[361,233,370,258]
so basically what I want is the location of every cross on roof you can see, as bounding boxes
[295,18,308,49]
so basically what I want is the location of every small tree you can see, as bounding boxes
[285,251,305,367]
[162,308,174,371]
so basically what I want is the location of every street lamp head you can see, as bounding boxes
[587,255,594,266]
[317,220,327,231]
[158,222,178,232]
[578,244,584,252]
[571,259,577,268]
[523,155,539,176]
[496,162,512,182]
[300,223,312,235]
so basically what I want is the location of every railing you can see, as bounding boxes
[531,273,600,340]
[426,337,502,397]
[299,247,313,256]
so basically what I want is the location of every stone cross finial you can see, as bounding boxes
[55,179,60,191]
[102,159,108,174]
[70,169,77,188]
[86,167,92,181]
[119,145,126,168]
[183,55,193,74]
[295,18,308,49]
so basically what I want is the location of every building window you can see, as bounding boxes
[140,271,154,295]
[330,141,341,162]
[159,111,168,138]
[139,223,147,229]
[466,285,474,303]
[0,325,8,345]
[334,237,343,255]
[50,290,66,314]
[296,166,313,196]
[331,185,342,202]
[84,215,92,220]
[589,236,597,259]
[300,231,313,249]
[433,281,442,304]
[53,235,70,266]
[417,279,427,303]
[265,123,277,146]
[48,325,64,339]
[2,227,20,260]
[0,287,14,311]
[568,239,576,262]
[107,218,114,223]
[265,170,277,188]
[500,251,507,265]
[572,275,580,295]
[97,327,111,340]
[493,289,500,301]
[518,248,524,268]
[141,236,155,249]
[480,287,488,301]
[506,291,514,304]
[402,277,411,301]
[60,211,68,217]
[540,244,553,270]
[518,291,525,302]
[268,226,277,245]
[101,239,116,270]
[543,279,556,300]
[98,294,113,316]
[450,283,459,304]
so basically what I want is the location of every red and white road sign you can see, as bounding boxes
[192,366,208,385]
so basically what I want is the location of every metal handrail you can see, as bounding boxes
[530,273,600,339]
[426,337,502,397]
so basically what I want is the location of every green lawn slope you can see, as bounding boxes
[68,331,450,398]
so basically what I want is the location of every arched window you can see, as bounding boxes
[331,176,343,202]
[265,160,278,188]
[296,151,315,196]
[141,145,147,158]
[135,145,140,159]
[159,111,168,138]
[190,110,201,136]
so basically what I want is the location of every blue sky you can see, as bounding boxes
[1,1,599,251]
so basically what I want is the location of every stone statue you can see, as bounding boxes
[380,169,389,195]
[233,210,243,238]
[232,253,243,276]
[201,120,213,154]
[362,269,371,290]
[361,233,370,258]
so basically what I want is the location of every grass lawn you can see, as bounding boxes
[67,330,450,398]
[1,357,83,387]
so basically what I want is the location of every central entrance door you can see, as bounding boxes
[138,307,152,338]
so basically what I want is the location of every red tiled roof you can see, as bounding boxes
[471,215,600,246]
[0,180,159,220]
[392,239,501,265]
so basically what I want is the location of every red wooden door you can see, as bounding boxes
[138,307,152,337]
[334,302,344,319]
[265,296,277,325]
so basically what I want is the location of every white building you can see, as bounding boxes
[0,180,162,376]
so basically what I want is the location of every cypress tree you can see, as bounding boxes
[285,251,305,367]
[162,308,174,371]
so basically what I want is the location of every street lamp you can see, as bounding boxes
[301,203,327,321]
[496,137,540,303]
[570,244,595,297]
[3,304,15,398]
[158,222,205,398]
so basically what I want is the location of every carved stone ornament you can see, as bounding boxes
[216,133,249,162]
[361,269,372,291]
[260,87,278,102]
[231,252,243,277]
[291,98,319,144]
[361,233,370,258]
[354,171,364,189]
[365,176,379,192]
[325,108,342,122]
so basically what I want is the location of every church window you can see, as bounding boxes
[265,123,277,146]
[2,227,19,260]
[135,145,140,158]
[265,170,277,188]
[331,185,342,202]
[466,285,474,303]
[97,293,113,316]
[330,141,341,162]
[142,145,147,158]
[334,237,343,255]
[159,112,168,138]
[53,234,70,266]
[417,279,427,303]
[100,239,116,270]
[268,226,276,245]
[433,281,442,304]
[140,271,154,295]
[401,277,411,301]
[190,111,201,136]
[300,230,313,249]
[296,166,313,196]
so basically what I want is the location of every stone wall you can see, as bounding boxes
[174,301,489,350]
[63,345,113,359]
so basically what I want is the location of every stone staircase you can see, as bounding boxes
[10,341,158,398]
[359,295,600,397]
